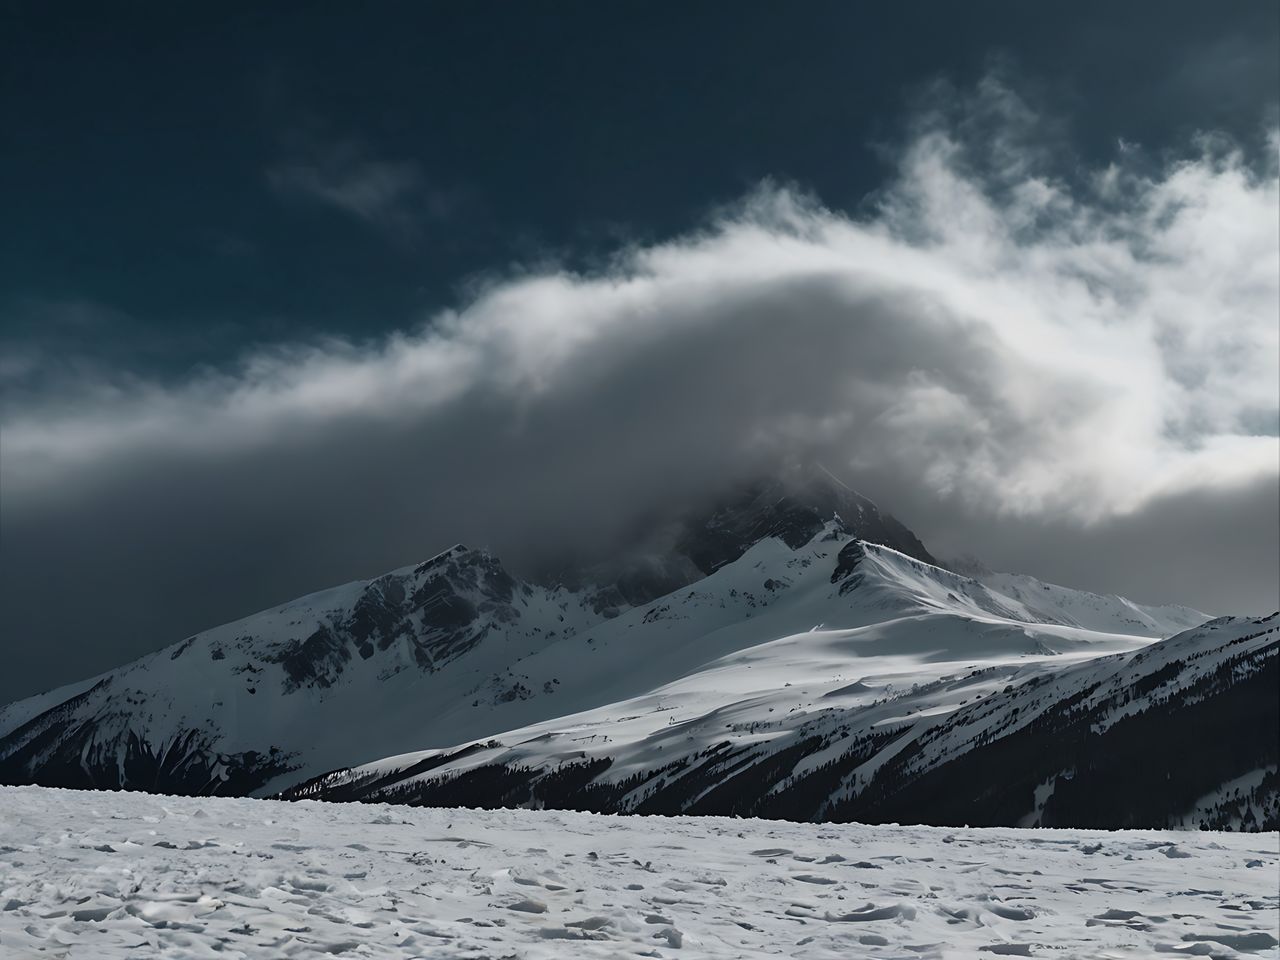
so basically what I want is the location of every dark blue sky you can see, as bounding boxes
[4,1,1276,374]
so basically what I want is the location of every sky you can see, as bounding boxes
[1,2,1278,703]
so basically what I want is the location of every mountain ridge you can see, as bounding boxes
[3,471,1258,831]
[284,611,1277,830]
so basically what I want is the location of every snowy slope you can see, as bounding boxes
[975,570,1205,636]
[289,600,1276,830]
[2,786,1277,960]
[0,544,611,796]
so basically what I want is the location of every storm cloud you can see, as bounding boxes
[3,82,1277,702]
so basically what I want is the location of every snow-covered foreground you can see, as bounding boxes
[1,787,1276,959]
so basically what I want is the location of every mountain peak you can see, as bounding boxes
[542,464,939,608]
[678,464,941,575]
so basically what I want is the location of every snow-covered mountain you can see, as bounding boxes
[3,470,1268,831]
[292,606,1275,830]
[0,472,945,797]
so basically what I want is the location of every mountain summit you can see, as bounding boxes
[679,463,939,571]
[547,463,939,611]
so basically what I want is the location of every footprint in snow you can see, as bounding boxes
[825,902,916,922]
[653,926,683,948]
[537,925,611,941]
[1180,931,1279,952]
[987,905,1035,921]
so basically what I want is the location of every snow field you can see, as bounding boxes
[1,786,1276,959]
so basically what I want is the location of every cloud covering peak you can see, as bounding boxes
[2,81,1277,701]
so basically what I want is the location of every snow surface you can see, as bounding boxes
[1,786,1276,959]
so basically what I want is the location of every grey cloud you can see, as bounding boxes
[266,141,460,234]
[858,469,1279,618]
[2,82,1277,703]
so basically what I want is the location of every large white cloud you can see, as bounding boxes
[1,82,1276,703]
[7,89,1275,521]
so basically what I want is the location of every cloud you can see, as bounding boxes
[2,79,1277,701]
[266,141,458,234]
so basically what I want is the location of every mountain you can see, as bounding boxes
[0,545,604,796]
[4,469,1264,832]
[282,539,1271,830]
[0,470,946,798]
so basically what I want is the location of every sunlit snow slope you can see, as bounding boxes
[287,544,1276,830]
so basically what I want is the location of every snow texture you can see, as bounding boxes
[1,785,1276,959]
